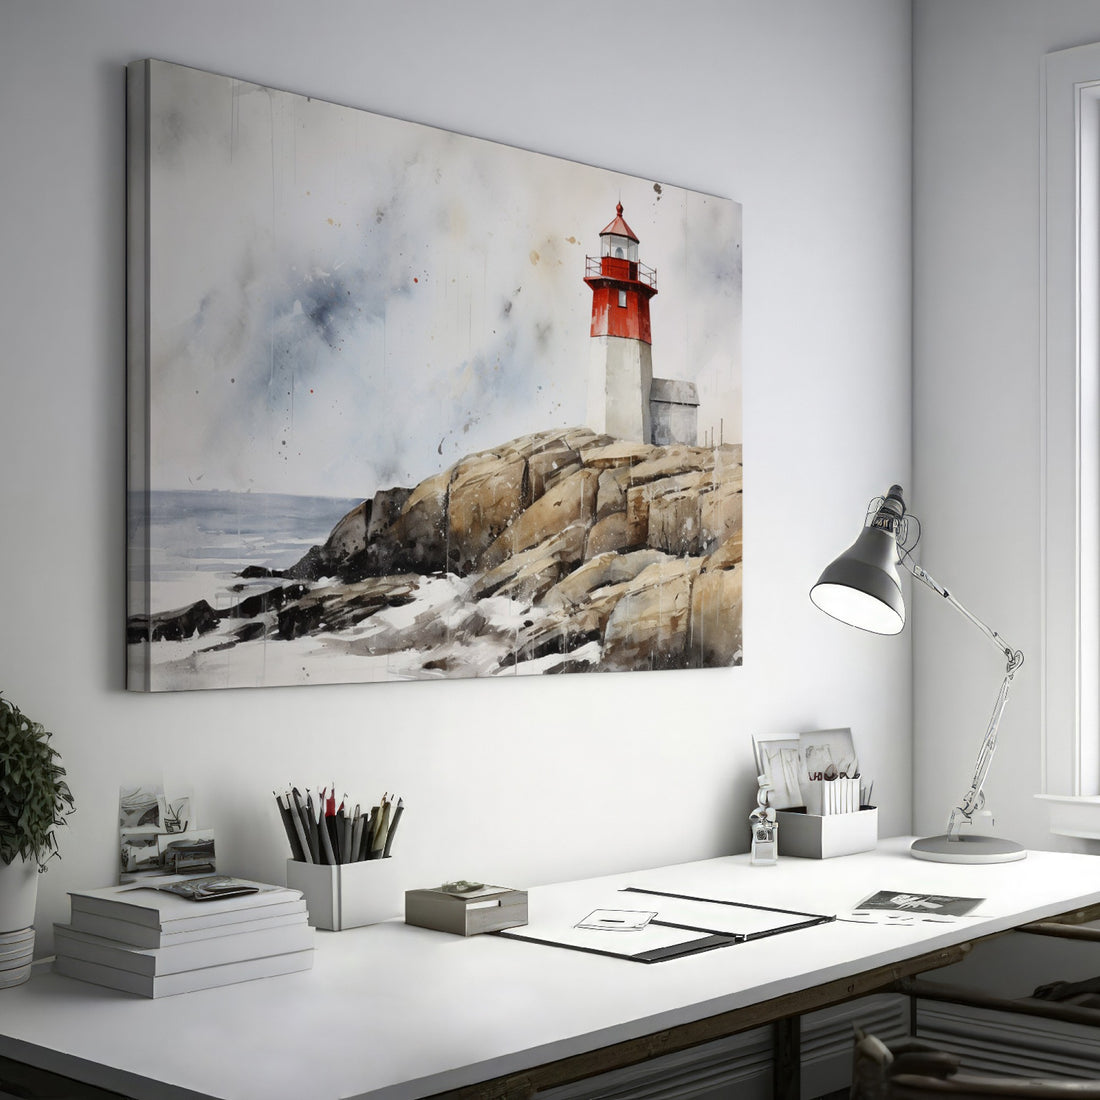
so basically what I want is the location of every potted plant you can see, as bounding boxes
[0,691,75,936]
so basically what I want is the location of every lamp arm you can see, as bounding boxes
[901,561,1021,665]
[898,559,1025,837]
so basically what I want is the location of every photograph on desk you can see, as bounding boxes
[118,784,162,829]
[158,830,216,875]
[799,727,858,782]
[752,737,803,809]
[161,795,192,834]
[126,59,743,692]
[119,783,213,882]
[119,832,161,874]
[852,890,984,919]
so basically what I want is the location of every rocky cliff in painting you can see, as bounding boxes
[129,428,742,679]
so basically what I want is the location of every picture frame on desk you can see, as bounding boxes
[798,727,857,781]
[753,736,803,810]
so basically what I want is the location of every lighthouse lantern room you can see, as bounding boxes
[584,203,658,443]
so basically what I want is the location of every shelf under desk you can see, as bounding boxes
[1,837,1099,1100]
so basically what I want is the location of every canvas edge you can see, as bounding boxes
[126,59,152,692]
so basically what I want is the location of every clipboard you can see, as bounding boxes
[493,886,834,964]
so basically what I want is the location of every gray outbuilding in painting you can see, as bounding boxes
[649,378,699,446]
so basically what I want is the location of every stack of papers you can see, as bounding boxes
[53,875,313,997]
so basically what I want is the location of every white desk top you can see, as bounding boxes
[2,838,1099,1100]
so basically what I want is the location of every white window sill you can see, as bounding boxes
[1035,794,1100,839]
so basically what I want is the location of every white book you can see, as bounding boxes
[67,903,308,948]
[54,921,314,976]
[54,948,314,998]
[67,876,302,931]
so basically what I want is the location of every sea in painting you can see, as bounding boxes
[131,490,362,608]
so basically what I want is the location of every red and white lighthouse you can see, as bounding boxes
[584,203,658,443]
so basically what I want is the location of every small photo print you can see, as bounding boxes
[753,737,803,809]
[157,876,258,902]
[799,728,858,782]
[158,829,216,875]
[161,796,192,835]
[120,831,161,874]
[855,891,983,918]
[119,785,163,829]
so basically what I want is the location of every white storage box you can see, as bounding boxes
[286,858,404,931]
[776,807,878,859]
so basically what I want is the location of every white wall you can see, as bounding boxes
[913,0,1100,849]
[0,0,912,952]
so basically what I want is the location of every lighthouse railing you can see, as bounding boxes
[585,255,658,290]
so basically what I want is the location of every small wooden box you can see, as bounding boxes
[776,807,878,859]
[404,885,528,936]
[287,858,404,931]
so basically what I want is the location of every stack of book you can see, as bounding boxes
[53,875,314,998]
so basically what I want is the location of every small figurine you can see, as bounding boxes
[750,774,778,866]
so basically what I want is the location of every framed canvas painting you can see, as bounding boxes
[127,59,743,690]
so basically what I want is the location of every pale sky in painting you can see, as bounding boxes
[146,61,742,498]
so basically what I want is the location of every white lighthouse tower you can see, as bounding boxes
[584,203,658,443]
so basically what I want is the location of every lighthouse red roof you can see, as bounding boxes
[598,202,639,242]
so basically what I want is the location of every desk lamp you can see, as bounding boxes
[810,485,1026,864]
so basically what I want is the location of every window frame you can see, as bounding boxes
[1042,43,1100,797]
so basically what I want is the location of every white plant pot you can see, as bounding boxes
[0,856,39,933]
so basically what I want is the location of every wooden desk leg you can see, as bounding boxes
[773,1015,801,1100]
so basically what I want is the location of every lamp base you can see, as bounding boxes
[910,834,1027,864]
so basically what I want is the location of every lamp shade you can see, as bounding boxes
[810,526,905,635]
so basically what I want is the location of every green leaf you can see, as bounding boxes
[0,692,75,869]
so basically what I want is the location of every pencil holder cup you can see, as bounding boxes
[286,858,405,931]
